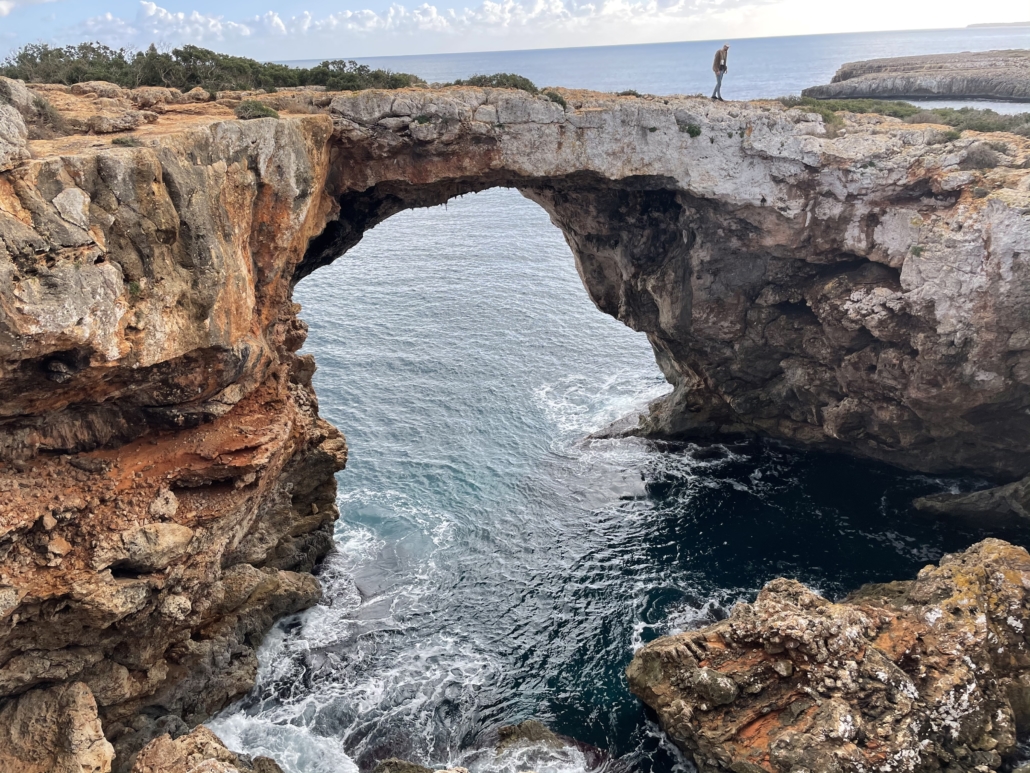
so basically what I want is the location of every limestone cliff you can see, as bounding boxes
[802,50,1030,102]
[0,80,1029,771]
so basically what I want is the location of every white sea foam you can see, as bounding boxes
[209,713,359,773]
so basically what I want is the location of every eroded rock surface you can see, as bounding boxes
[130,726,283,773]
[628,539,1030,773]
[0,97,345,771]
[0,681,114,773]
[803,50,1030,102]
[1,83,1029,770]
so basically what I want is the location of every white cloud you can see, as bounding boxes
[0,0,56,18]
[70,0,777,50]
[43,0,1027,58]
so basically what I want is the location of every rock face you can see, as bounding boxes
[0,681,114,773]
[0,87,346,771]
[0,81,1028,769]
[628,540,1030,773]
[802,50,1030,102]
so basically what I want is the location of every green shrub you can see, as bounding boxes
[679,122,702,137]
[128,280,142,297]
[781,95,1030,137]
[907,106,1030,135]
[543,90,567,109]
[32,95,66,131]
[910,246,923,257]
[0,42,425,93]
[617,89,640,97]
[960,144,1000,170]
[234,100,278,120]
[112,135,142,146]
[451,73,538,93]
[414,114,431,124]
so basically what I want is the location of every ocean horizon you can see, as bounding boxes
[279,25,1029,111]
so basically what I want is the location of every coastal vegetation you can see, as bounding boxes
[779,94,1030,136]
[234,100,280,120]
[450,73,539,92]
[0,42,425,93]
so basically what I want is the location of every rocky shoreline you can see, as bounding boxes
[628,539,1030,773]
[1,77,1029,771]
[802,50,1030,102]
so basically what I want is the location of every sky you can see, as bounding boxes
[0,0,1027,60]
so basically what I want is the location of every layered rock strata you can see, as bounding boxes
[0,84,346,770]
[1,79,1029,770]
[628,539,1030,773]
[802,50,1030,102]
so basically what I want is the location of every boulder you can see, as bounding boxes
[0,76,36,116]
[0,682,114,773]
[71,81,128,99]
[628,539,1030,773]
[131,726,283,773]
[0,103,28,172]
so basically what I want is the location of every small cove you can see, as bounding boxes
[210,185,1030,773]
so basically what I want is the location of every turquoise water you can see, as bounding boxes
[211,30,1030,773]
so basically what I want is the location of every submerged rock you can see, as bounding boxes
[498,719,565,751]
[627,539,1030,773]
[372,759,437,773]
[915,477,1030,522]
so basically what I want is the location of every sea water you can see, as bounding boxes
[210,29,1030,773]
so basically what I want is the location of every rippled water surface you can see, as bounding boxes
[210,186,1030,773]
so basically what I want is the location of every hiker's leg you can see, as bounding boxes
[714,72,723,99]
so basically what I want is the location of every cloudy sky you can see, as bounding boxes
[0,0,1027,60]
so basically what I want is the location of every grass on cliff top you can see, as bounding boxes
[778,95,1030,137]
[0,42,426,93]
[449,73,539,93]
[235,100,280,120]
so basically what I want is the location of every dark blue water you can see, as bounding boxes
[212,30,1030,773]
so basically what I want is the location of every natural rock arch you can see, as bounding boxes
[0,83,1028,770]
[302,89,1030,480]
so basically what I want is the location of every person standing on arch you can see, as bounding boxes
[712,44,730,101]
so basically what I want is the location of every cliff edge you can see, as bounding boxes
[802,49,1030,102]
